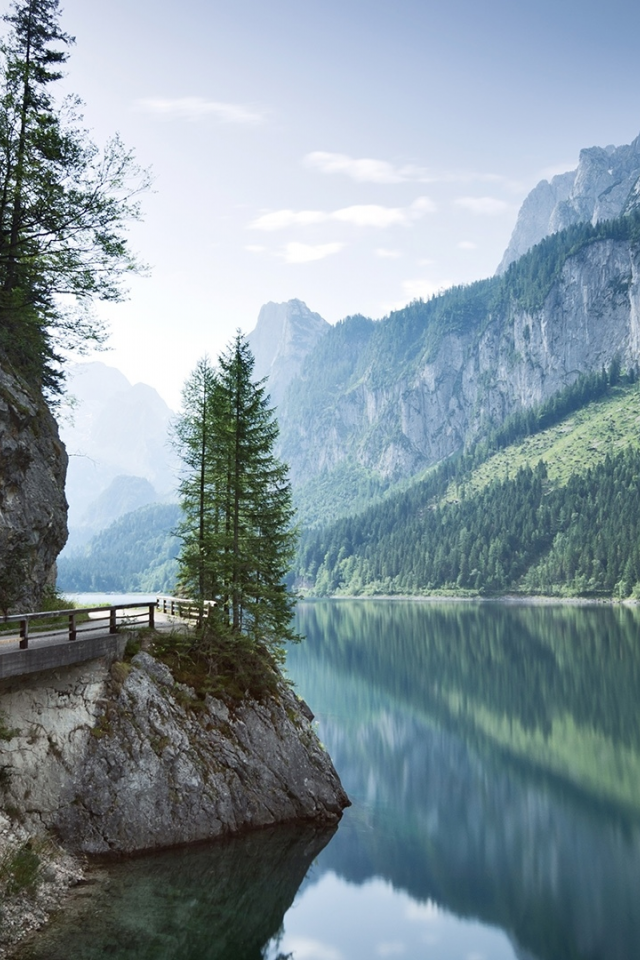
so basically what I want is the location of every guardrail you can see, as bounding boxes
[156,595,216,624]
[1,602,156,650]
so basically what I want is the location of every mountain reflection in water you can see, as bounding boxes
[286,600,640,960]
[17,600,640,960]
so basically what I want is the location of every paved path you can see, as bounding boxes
[0,609,187,680]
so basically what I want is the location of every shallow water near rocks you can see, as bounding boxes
[19,599,640,960]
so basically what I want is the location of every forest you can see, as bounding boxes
[295,366,640,598]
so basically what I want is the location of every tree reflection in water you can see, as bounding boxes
[286,600,640,960]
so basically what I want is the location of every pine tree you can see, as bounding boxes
[175,334,299,657]
[173,356,218,604]
[0,0,149,394]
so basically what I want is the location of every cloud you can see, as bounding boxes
[304,151,424,183]
[458,240,477,250]
[454,196,509,215]
[281,241,345,263]
[305,151,515,187]
[376,248,402,259]
[249,197,435,232]
[133,97,266,125]
[244,244,265,254]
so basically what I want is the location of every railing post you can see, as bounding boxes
[68,613,77,642]
[109,607,117,634]
[149,603,155,630]
[19,618,28,650]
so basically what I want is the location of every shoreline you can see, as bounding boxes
[298,593,638,606]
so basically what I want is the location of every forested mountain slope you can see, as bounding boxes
[279,213,640,525]
[294,374,640,598]
[57,503,180,594]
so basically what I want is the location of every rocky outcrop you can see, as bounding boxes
[247,299,330,407]
[0,362,68,613]
[279,236,640,488]
[0,652,349,857]
[498,133,640,272]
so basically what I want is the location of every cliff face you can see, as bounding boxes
[0,362,68,612]
[247,299,330,407]
[498,133,640,272]
[0,651,349,856]
[279,236,640,489]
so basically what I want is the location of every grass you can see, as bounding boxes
[444,383,640,503]
[0,842,42,896]
[150,626,283,704]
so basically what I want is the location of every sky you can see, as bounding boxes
[15,0,640,408]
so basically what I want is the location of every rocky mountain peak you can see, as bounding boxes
[247,299,329,407]
[497,132,640,273]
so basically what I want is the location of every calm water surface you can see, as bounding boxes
[20,601,640,960]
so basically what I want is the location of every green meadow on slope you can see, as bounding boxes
[295,376,640,598]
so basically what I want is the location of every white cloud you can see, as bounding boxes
[250,197,435,232]
[285,937,343,960]
[454,196,509,215]
[133,97,266,125]
[305,151,515,187]
[458,240,477,250]
[244,244,265,254]
[281,241,345,263]
[376,248,402,259]
[304,151,422,183]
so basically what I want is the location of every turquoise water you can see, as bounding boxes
[20,600,640,960]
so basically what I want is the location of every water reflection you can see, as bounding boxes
[18,601,640,960]
[17,824,336,960]
[286,600,640,960]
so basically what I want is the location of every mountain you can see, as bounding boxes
[497,132,640,272]
[294,371,640,597]
[57,502,180,594]
[60,362,178,550]
[247,299,329,407]
[277,212,640,525]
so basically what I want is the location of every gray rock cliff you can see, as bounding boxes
[498,133,640,272]
[0,651,349,857]
[247,299,329,407]
[279,235,640,491]
[0,362,68,612]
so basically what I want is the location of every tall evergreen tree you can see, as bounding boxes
[0,0,149,394]
[175,334,299,656]
[173,356,218,604]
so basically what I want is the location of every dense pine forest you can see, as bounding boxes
[294,368,640,598]
[57,503,180,593]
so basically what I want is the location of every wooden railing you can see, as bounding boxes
[1,602,156,650]
[156,595,216,624]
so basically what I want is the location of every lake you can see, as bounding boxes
[18,600,640,960]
